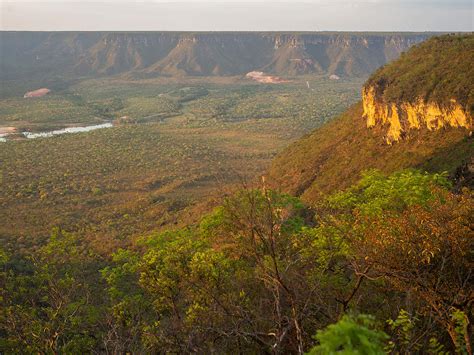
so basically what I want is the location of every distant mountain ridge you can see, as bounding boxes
[0,32,433,80]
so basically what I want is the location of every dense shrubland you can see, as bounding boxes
[0,78,361,248]
[0,77,361,132]
[2,169,472,353]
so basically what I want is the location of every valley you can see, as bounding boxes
[0,75,363,252]
[1,32,472,354]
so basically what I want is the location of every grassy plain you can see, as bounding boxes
[0,75,363,253]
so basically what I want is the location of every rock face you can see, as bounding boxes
[362,86,472,144]
[0,32,432,80]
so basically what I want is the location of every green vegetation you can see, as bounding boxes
[0,76,361,132]
[308,314,388,355]
[2,170,472,353]
[366,34,474,114]
[0,77,362,249]
[0,94,104,128]
[0,122,276,251]
[1,34,472,354]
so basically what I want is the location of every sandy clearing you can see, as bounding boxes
[0,126,16,135]
[245,71,290,84]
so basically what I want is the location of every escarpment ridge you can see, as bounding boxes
[0,32,432,80]
[268,34,474,200]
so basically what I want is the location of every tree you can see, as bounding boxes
[351,191,473,353]
[136,189,349,353]
[200,189,346,353]
[101,249,151,353]
[1,229,105,353]
[307,314,388,354]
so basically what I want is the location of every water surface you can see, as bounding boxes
[22,123,114,139]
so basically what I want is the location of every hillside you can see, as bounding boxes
[0,32,432,80]
[268,34,474,202]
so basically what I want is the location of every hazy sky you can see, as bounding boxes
[1,0,473,31]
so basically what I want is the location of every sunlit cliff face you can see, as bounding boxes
[362,86,472,144]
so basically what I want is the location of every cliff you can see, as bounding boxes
[268,34,474,201]
[362,34,473,143]
[362,86,472,144]
[0,32,432,80]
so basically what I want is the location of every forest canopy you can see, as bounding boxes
[1,169,472,353]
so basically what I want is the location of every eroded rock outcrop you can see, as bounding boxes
[362,86,472,144]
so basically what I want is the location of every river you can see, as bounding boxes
[0,123,114,142]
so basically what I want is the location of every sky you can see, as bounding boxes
[1,0,473,31]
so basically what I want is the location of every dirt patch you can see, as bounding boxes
[245,71,289,84]
[0,126,16,134]
[24,88,51,98]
